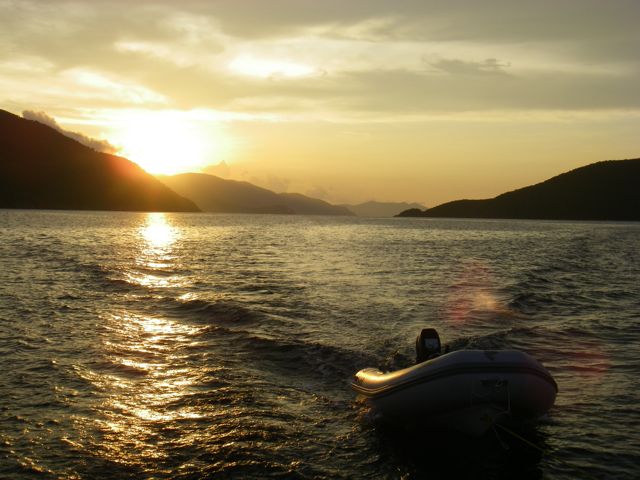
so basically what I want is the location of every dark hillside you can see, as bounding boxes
[161,173,354,215]
[398,159,640,221]
[0,109,198,212]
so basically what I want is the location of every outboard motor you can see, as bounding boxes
[416,328,441,363]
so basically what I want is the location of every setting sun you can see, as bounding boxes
[111,110,215,175]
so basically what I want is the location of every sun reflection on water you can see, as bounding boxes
[141,212,178,251]
[70,213,208,469]
[77,311,207,468]
[127,212,188,288]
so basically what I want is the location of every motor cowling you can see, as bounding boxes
[416,328,441,363]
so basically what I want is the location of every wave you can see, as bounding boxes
[226,333,380,387]
[159,297,267,326]
[508,291,556,314]
[88,358,150,378]
[447,326,541,351]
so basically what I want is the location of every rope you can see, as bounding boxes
[494,422,546,454]
[494,423,604,480]
[477,381,600,479]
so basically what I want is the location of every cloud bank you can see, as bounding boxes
[22,110,118,154]
[1,0,638,117]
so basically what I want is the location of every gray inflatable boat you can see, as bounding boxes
[352,330,557,436]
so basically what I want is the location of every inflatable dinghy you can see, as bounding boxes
[352,329,557,436]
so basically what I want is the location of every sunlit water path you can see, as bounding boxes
[1,211,639,479]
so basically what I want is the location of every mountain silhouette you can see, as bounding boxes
[341,201,426,217]
[0,109,198,212]
[398,158,640,221]
[159,173,354,215]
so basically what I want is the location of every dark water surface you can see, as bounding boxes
[1,210,638,479]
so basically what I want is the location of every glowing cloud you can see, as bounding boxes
[229,55,315,78]
[22,110,117,153]
[65,69,167,105]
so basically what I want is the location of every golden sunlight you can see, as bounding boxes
[112,110,215,175]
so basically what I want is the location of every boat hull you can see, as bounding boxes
[352,350,557,436]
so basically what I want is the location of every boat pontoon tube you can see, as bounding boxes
[352,350,557,436]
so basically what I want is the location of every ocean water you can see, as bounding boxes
[0,210,638,479]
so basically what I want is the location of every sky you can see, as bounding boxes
[1,0,639,206]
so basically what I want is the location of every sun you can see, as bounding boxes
[111,110,214,175]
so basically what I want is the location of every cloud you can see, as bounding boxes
[2,0,639,119]
[203,160,231,177]
[249,173,290,193]
[332,68,640,114]
[64,69,167,105]
[429,58,511,76]
[305,184,331,201]
[22,110,118,153]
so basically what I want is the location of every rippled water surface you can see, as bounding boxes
[1,210,639,479]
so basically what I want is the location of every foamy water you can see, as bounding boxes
[1,210,638,479]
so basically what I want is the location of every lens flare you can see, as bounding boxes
[445,261,510,325]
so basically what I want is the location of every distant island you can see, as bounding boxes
[340,201,426,217]
[397,158,640,221]
[0,109,199,212]
[159,173,354,216]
